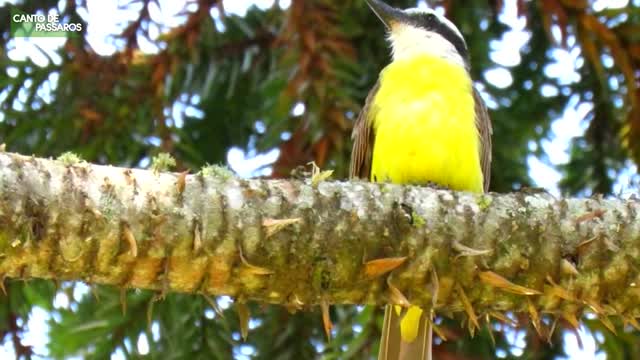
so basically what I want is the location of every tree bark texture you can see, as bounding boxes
[0,152,639,327]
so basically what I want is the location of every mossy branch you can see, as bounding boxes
[0,152,639,328]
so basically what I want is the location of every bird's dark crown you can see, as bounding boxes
[399,8,468,61]
[365,0,469,62]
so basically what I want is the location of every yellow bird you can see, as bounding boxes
[349,1,492,359]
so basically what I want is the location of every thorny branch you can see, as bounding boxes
[0,152,639,336]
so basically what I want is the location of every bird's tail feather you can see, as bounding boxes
[378,305,432,360]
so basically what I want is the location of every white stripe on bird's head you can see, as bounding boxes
[403,7,465,42]
[387,7,468,69]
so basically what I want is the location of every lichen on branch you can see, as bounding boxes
[0,152,639,330]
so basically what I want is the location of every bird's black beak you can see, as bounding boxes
[365,0,405,29]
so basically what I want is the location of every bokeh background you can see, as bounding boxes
[1,0,639,358]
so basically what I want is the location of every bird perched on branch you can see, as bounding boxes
[349,0,492,358]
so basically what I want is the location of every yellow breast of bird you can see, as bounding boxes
[370,54,483,193]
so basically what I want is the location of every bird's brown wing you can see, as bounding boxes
[474,87,493,192]
[349,80,380,180]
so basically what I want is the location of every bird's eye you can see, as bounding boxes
[421,13,437,23]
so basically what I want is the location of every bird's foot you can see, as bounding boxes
[424,181,449,191]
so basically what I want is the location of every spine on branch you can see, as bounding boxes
[0,152,639,330]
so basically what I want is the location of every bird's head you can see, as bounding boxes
[365,0,469,69]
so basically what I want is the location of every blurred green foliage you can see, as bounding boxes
[0,0,639,358]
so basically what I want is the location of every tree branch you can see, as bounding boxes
[0,152,638,327]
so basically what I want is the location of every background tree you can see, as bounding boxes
[0,0,639,358]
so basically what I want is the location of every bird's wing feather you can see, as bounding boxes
[473,87,493,192]
[349,80,380,180]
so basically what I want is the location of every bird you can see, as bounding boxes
[349,1,492,359]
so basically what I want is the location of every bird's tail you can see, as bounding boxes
[378,305,432,360]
